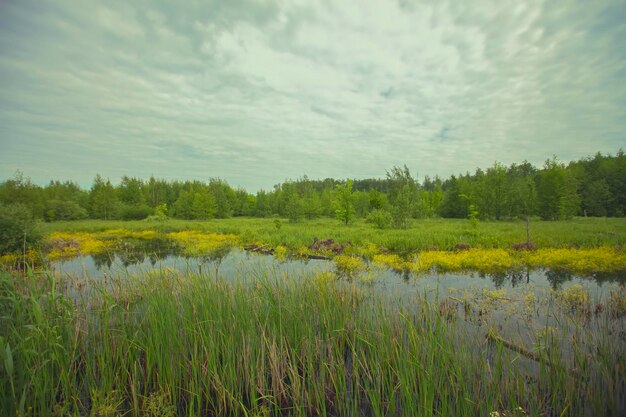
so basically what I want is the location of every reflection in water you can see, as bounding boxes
[84,238,237,278]
[583,271,626,286]
[544,269,575,290]
[92,252,114,270]
[542,269,626,290]
[50,244,625,297]
[84,238,188,270]
[197,246,232,276]
[483,269,530,289]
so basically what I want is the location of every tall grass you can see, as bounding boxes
[1,269,624,416]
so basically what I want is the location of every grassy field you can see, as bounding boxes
[1,269,624,417]
[40,217,626,253]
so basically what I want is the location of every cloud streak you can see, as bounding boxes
[0,0,624,190]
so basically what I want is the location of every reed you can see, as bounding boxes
[0,268,624,416]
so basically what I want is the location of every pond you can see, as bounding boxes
[49,246,625,296]
[47,246,626,369]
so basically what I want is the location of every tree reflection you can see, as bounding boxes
[91,252,114,270]
[197,246,232,277]
[487,269,529,289]
[88,238,183,271]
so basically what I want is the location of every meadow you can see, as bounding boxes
[39,216,626,253]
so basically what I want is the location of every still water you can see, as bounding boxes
[49,247,625,298]
[47,247,626,358]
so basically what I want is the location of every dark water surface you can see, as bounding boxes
[49,247,625,298]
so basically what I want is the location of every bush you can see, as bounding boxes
[120,204,153,220]
[144,214,168,222]
[44,200,88,221]
[366,209,393,229]
[0,203,41,254]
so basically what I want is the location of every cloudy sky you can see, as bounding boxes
[0,0,624,191]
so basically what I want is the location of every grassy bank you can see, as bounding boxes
[1,269,624,417]
[10,217,619,275]
[39,217,626,253]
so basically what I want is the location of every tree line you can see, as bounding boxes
[1,151,625,228]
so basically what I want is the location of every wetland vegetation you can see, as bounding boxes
[1,152,625,416]
[1,263,625,416]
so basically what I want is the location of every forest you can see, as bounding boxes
[1,151,625,229]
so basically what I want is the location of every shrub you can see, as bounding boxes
[285,195,304,223]
[120,204,153,220]
[0,203,41,254]
[366,209,392,229]
[334,255,365,276]
[44,199,88,221]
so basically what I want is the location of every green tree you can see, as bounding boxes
[439,175,470,218]
[144,176,171,208]
[0,203,41,254]
[172,190,195,219]
[233,188,254,216]
[285,193,304,223]
[509,175,537,219]
[209,179,236,218]
[118,176,145,206]
[581,179,612,217]
[390,185,412,228]
[118,177,151,220]
[365,209,392,229]
[368,189,387,210]
[172,187,216,220]
[44,200,88,221]
[255,190,272,217]
[536,158,580,220]
[476,162,510,220]
[386,165,423,220]
[0,171,45,218]
[43,180,89,210]
[319,189,334,217]
[303,193,321,219]
[89,175,119,219]
[334,180,355,225]
[536,159,562,220]
[190,189,217,220]
[352,191,370,218]
[422,184,443,217]
[155,203,168,218]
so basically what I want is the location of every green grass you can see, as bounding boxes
[1,269,624,416]
[40,217,626,253]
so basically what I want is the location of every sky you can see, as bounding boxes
[0,0,625,191]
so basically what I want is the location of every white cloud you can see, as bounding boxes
[0,0,624,190]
